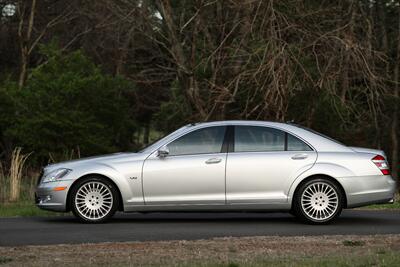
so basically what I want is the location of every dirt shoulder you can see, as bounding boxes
[1,234,400,266]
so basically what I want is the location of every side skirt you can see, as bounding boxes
[123,203,292,212]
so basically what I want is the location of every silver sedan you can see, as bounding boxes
[36,121,396,224]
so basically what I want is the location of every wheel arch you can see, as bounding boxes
[291,174,348,208]
[66,173,124,212]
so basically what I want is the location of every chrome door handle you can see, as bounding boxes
[205,158,222,164]
[291,154,308,160]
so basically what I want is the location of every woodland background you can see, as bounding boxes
[0,0,399,200]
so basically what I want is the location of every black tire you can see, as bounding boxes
[293,178,343,224]
[70,176,119,223]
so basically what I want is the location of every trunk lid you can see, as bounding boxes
[349,146,386,157]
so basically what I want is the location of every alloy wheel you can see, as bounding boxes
[74,181,113,220]
[300,181,339,221]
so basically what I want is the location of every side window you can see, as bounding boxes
[167,126,226,156]
[234,126,285,152]
[287,134,312,151]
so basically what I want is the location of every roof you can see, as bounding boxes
[143,120,351,153]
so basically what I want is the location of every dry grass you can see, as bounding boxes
[0,235,400,266]
[8,147,32,202]
[0,162,6,203]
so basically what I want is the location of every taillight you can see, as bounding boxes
[372,155,390,175]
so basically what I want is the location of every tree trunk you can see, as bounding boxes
[18,50,28,88]
[340,2,356,103]
[390,5,400,182]
[156,0,207,119]
[17,0,37,88]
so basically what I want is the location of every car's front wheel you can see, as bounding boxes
[70,176,119,223]
[293,178,343,224]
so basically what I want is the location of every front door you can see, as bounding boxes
[142,126,227,205]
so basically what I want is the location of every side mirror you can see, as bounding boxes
[157,146,169,158]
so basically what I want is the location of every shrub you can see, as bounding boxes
[1,47,137,164]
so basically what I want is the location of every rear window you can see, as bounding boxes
[289,123,344,146]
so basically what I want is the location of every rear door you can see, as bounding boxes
[226,125,317,204]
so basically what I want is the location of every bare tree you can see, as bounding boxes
[15,0,74,88]
[391,4,400,180]
[150,0,385,128]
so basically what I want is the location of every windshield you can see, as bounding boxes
[138,125,189,153]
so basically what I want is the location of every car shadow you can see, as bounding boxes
[39,212,298,224]
[38,210,399,226]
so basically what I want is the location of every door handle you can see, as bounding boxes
[291,153,308,160]
[205,158,222,164]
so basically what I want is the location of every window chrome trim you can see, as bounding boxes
[147,123,316,158]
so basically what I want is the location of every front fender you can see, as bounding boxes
[61,162,143,210]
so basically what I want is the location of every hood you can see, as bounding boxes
[349,146,386,157]
[45,152,142,170]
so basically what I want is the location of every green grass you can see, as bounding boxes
[130,250,400,267]
[364,194,400,210]
[0,173,68,217]
[0,202,67,217]
[0,256,13,265]
[207,252,400,267]
[0,176,397,218]
[0,198,398,218]
[2,234,400,266]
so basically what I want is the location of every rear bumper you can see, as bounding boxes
[35,180,73,212]
[337,175,396,208]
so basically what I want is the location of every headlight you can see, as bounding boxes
[41,168,72,183]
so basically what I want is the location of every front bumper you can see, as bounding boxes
[35,180,74,212]
[337,175,397,208]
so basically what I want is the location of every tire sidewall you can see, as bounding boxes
[294,178,343,224]
[70,176,119,223]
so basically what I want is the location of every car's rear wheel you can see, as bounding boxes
[70,176,119,223]
[293,178,343,224]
